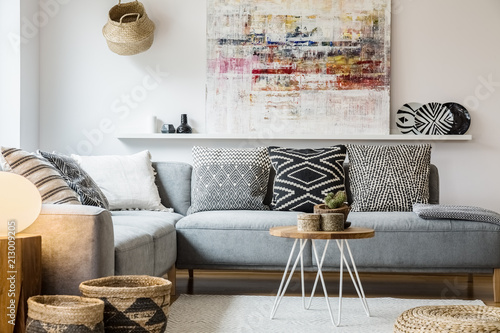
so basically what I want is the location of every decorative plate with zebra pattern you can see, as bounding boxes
[414,102,454,135]
[396,103,422,134]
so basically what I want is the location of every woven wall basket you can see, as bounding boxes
[103,0,155,56]
[79,275,171,333]
[26,295,104,333]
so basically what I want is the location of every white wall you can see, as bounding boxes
[20,0,40,151]
[0,1,21,148]
[39,0,500,211]
[0,0,40,151]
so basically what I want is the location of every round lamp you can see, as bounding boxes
[0,171,42,234]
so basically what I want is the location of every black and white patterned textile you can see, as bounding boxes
[268,146,346,213]
[346,144,431,212]
[413,204,500,225]
[187,147,271,214]
[39,151,109,209]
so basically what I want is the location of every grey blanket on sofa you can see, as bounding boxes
[413,204,500,225]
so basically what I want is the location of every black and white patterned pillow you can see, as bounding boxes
[187,147,271,214]
[39,151,109,209]
[347,144,431,212]
[413,204,500,225]
[268,146,347,213]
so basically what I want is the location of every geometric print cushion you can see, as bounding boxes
[187,146,271,214]
[268,145,347,213]
[346,144,432,212]
[413,204,500,225]
[0,146,81,205]
[39,150,109,209]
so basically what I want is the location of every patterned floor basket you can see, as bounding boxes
[26,295,104,333]
[79,275,171,333]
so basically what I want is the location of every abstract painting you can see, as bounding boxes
[206,0,391,136]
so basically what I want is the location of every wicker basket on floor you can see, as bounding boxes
[79,275,171,333]
[26,295,104,333]
[394,305,500,333]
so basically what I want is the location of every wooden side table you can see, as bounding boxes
[269,226,375,327]
[0,234,42,333]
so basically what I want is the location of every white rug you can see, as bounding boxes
[168,295,484,333]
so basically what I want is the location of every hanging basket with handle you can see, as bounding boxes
[103,0,155,56]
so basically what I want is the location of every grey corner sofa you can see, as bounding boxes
[26,162,500,302]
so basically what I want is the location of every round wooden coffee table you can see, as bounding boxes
[269,226,375,327]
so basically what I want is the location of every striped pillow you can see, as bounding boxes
[1,147,81,205]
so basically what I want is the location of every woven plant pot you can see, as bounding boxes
[26,295,104,333]
[79,275,171,333]
[313,204,350,223]
[394,305,500,333]
[103,0,155,55]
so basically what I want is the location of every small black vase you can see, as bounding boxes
[176,114,192,133]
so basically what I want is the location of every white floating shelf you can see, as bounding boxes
[116,133,472,141]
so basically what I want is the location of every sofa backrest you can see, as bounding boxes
[153,161,192,215]
[153,161,439,215]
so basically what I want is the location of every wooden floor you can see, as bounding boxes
[173,269,499,307]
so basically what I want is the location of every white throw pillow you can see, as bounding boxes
[71,150,170,211]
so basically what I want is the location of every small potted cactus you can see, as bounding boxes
[313,190,350,223]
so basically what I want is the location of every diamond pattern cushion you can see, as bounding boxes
[39,151,109,209]
[347,144,431,212]
[187,147,271,214]
[0,147,81,205]
[268,146,347,213]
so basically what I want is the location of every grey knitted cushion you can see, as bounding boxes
[413,204,500,224]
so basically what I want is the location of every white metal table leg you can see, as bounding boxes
[300,239,306,309]
[306,239,330,309]
[270,238,308,319]
[342,240,370,316]
[310,239,342,327]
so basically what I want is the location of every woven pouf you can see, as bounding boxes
[394,305,500,333]
[26,295,104,333]
[79,275,171,333]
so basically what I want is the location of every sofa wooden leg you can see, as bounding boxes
[166,266,176,296]
[188,269,194,279]
[494,268,500,303]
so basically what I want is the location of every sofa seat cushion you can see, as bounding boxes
[348,212,500,232]
[176,210,301,230]
[113,225,154,275]
[176,210,313,268]
[314,212,500,270]
[112,211,183,276]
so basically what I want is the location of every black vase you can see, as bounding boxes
[176,114,192,133]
